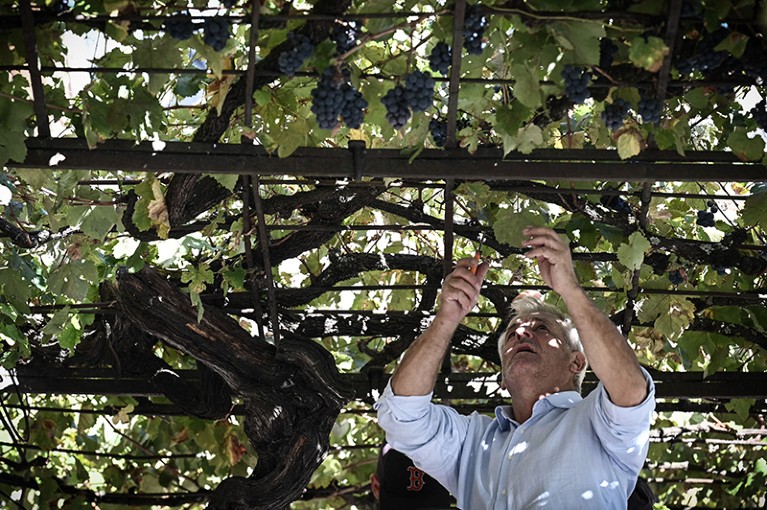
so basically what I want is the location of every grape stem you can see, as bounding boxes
[335,9,450,61]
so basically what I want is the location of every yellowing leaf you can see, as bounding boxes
[628,35,669,72]
[147,179,171,239]
[617,130,643,159]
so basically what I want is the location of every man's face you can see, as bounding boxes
[500,313,579,393]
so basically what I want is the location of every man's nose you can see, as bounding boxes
[513,325,532,340]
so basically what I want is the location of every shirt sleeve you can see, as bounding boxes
[588,367,656,477]
[375,380,470,493]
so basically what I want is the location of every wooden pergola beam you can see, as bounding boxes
[14,138,764,182]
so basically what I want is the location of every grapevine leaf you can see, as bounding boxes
[641,295,695,340]
[713,31,749,58]
[617,130,643,159]
[724,398,756,423]
[80,205,122,241]
[550,21,604,64]
[510,63,541,109]
[516,124,544,154]
[727,128,765,161]
[628,35,669,72]
[493,207,546,248]
[616,231,650,270]
[741,191,767,226]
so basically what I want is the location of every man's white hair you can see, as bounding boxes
[498,295,588,392]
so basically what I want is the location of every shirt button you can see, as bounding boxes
[502,489,507,495]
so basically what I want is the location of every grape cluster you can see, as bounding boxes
[381,86,411,129]
[203,17,230,52]
[429,41,453,75]
[740,39,767,85]
[680,0,702,18]
[164,12,197,40]
[222,0,239,7]
[331,20,360,55]
[404,71,435,112]
[429,118,447,147]
[429,42,452,75]
[715,266,728,276]
[696,200,717,227]
[600,194,631,213]
[599,39,618,71]
[463,6,488,55]
[750,99,767,131]
[601,98,630,131]
[668,269,685,285]
[311,67,367,130]
[50,0,73,14]
[676,28,730,75]
[562,65,591,104]
[340,84,368,129]
[278,32,315,76]
[637,95,663,124]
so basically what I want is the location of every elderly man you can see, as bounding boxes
[376,227,655,508]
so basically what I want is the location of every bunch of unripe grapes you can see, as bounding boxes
[562,65,591,104]
[311,67,367,130]
[202,17,230,51]
[164,12,197,40]
[463,6,488,55]
[637,96,663,124]
[278,32,315,76]
[601,98,630,131]
[696,200,717,227]
[429,42,452,75]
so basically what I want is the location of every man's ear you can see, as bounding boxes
[370,473,380,500]
[570,351,586,375]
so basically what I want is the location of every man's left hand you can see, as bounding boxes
[522,227,580,297]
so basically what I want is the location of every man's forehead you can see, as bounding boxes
[509,313,565,331]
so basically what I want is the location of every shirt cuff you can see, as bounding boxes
[375,379,435,422]
[598,366,656,424]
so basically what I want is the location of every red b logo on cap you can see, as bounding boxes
[406,466,426,492]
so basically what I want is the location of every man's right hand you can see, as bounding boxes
[436,257,490,325]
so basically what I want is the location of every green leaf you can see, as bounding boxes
[616,231,650,270]
[640,295,695,340]
[516,124,544,154]
[211,174,239,192]
[713,31,749,58]
[79,205,122,241]
[724,398,755,422]
[727,128,766,161]
[493,207,547,248]
[684,87,710,109]
[741,192,767,226]
[47,260,98,301]
[550,21,604,64]
[628,35,669,72]
[617,130,643,159]
[181,263,215,294]
[510,64,541,110]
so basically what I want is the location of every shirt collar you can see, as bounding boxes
[495,391,583,431]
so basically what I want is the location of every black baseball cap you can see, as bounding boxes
[376,444,454,510]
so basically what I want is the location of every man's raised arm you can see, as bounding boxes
[523,227,648,407]
[391,257,489,396]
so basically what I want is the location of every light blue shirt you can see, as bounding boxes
[376,369,655,509]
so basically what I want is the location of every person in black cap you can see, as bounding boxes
[371,443,454,510]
